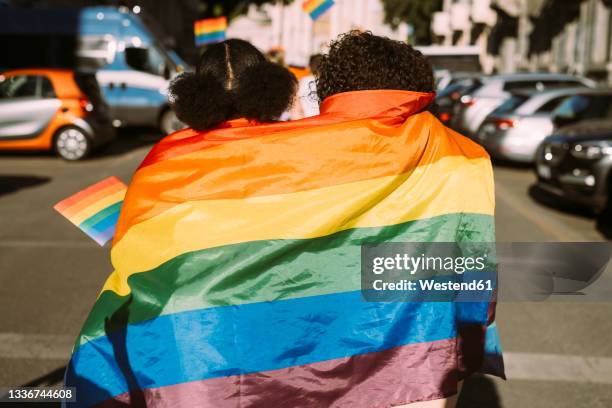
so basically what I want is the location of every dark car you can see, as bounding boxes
[536,118,612,214]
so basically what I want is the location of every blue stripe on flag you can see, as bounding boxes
[66,291,490,406]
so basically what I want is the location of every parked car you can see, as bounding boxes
[548,89,612,129]
[474,87,588,163]
[0,68,114,160]
[432,76,483,125]
[452,73,596,137]
[536,119,612,214]
[0,6,186,134]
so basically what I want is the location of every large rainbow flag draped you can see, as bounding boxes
[65,90,504,407]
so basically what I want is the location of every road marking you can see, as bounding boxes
[494,180,588,241]
[0,240,100,248]
[504,351,612,384]
[0,333,73,360]
[2,332,612,385]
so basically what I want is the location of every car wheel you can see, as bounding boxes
[54,126,91,161]
[159,109,184,135]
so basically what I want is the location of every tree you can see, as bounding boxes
[381,0,442,45]
[198,0,293,20]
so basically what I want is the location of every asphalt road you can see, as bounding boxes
[1,131,611,407]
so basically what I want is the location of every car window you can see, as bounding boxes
[0,75,37,98]
[492,95,529,114]
[553,95,589,120]
[145,45,168,77]
[553,94,612,122]
[540,80,584,88]
[40,76,56,98]
[0,75,56,99]
[536,96,566,113]
[503,81,538,91]
[503,79,583,92]
[584,95,612,119]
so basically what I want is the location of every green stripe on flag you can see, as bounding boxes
[75,213,494,349]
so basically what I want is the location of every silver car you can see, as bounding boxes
[452,73,595,137]
[475,87,590,163]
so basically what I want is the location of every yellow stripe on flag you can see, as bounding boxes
[103,156,494,296]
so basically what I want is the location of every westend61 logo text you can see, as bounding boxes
[371,253,488,275]
[361,243,497,302]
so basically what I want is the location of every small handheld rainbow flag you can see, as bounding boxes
[54,176,126,246]
[302,0,334,20]
[194,16,227,46]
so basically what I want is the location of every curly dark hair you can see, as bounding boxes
[316,31,434,101]
[169,39,297,130]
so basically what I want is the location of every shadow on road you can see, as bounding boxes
[491,158,533,170]
[94,128,162,159]
[529,184,612,240]
[596,208,612,239]
[528,184,594,218]
[457,374,502,408]
[21,365,66,387]
[0,175,50,197]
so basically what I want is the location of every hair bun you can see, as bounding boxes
[169,72,235,130]
[234,62,297,122]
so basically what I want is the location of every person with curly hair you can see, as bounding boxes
[315,31,435,100]
[65,34,502,408]
[169,39,297,130]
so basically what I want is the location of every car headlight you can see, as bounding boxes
[570,141,612,160]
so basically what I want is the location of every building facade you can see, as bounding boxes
[227,0,409,66]
[433,0,612,83]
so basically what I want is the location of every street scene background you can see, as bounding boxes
[2,0,612,407]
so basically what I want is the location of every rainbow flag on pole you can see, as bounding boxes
[194,17,227,46]
[54,177,126,246]
[65,90,503,406]
[302,0,334,20]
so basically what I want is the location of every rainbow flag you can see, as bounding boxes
[54,177,126,246]
[194,16,227,46]
[65,90,504,407]
[302,0,334,20]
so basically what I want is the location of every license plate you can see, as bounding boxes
[537,164,551,179]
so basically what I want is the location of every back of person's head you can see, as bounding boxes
[316,31,434,102]
[169,39,297,130]
[308,54,323,76]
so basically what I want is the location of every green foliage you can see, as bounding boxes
[198,0,293,20]
[381,0,443,45]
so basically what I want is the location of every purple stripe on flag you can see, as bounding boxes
[96,338,463,408]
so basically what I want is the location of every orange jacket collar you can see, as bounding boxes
[320,90,435,120]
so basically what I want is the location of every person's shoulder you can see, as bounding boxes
[423,112,490,162]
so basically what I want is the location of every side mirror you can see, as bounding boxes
[125,47,149,72]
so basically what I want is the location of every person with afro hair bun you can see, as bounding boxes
[169,39,297,130]
[69,33,502,408]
